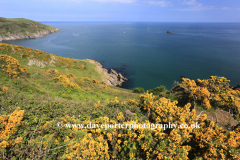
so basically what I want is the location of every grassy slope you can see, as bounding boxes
[0,17,58,37]
[0,43,139,122]
[0,42,237,129]
[1,43,239,159]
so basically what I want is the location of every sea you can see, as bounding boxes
[2,22,240,90]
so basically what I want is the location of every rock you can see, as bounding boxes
[167,31,173,33]
[1,28,61,41]
[124,109,134,120]
[28,59,46,68]
[87,59,128,86]
[28,55,55,68]
[108,69,127,86]
[233,84,240,91]
[149,113,156,123]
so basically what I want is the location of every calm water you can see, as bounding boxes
[2,22,240,90]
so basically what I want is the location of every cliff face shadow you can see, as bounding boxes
[110,63,135,89]
[98,61,134,89]
[120,78,134,89]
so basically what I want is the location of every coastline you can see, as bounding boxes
[87,59,128,87]
[0,28,61,41]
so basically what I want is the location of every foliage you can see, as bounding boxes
[0,107,24,151]
[0,43,239,159]
[133,87,145,93]
[148,85,166,95]
[0,86,8,93]
[0,54,27,78]
[1,93,239,159]
[0,18,57,37]
[180,76,240,119]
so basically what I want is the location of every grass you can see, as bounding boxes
[1,43,240,159]
[0,17,58,37]
[1,42,238,129]
[0,43,140,120]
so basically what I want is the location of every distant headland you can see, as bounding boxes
[0,17,61,41]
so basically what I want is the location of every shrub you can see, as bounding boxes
[148,85,166,95]
[132,87,145,93]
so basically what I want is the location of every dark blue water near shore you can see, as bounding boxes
[3,22,240,90]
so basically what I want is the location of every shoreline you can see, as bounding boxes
[0,28,61,41]
[87,59,128,87]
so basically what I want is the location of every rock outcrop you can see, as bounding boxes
[0,28,61,41]
[124,109,134,120]
[87,59,128,86]
[28,55,56,68]
[232,84,240,91]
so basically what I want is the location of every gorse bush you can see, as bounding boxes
[1,94,240,159]
[180,76,240,118]
[0,43,239,159]
[45,69,109,90]
[0,54,27,78]
[0,107,24,150]
[0,86,8,93]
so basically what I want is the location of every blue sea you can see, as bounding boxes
[2,22,240,90]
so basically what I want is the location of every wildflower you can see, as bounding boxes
[3,87,8,92]
[15,137,23,144]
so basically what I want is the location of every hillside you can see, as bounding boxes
[0,18,60,41]
[0,43,240,159]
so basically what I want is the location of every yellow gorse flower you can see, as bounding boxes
[0,107,24,149]
[0,54,27,78]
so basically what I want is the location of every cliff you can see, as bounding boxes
[87,59,128,86]
[0,17,61,41]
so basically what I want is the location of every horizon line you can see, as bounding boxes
[38,21,240,23]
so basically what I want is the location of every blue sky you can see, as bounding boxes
[1,0,240,22]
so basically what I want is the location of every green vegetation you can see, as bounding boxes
[133,85,167,95]
[148,85,166,95]
[132,87,145,93]
[0,43,240,159]
[0,43,138,105]
[0,17,58,38]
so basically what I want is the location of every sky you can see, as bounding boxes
[0,0,240,22]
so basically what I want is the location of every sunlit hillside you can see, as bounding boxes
[0,18,60,40]
[0,43,239,159]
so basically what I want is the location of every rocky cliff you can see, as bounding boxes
[0,28,60,41]
[87,59,128,86]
